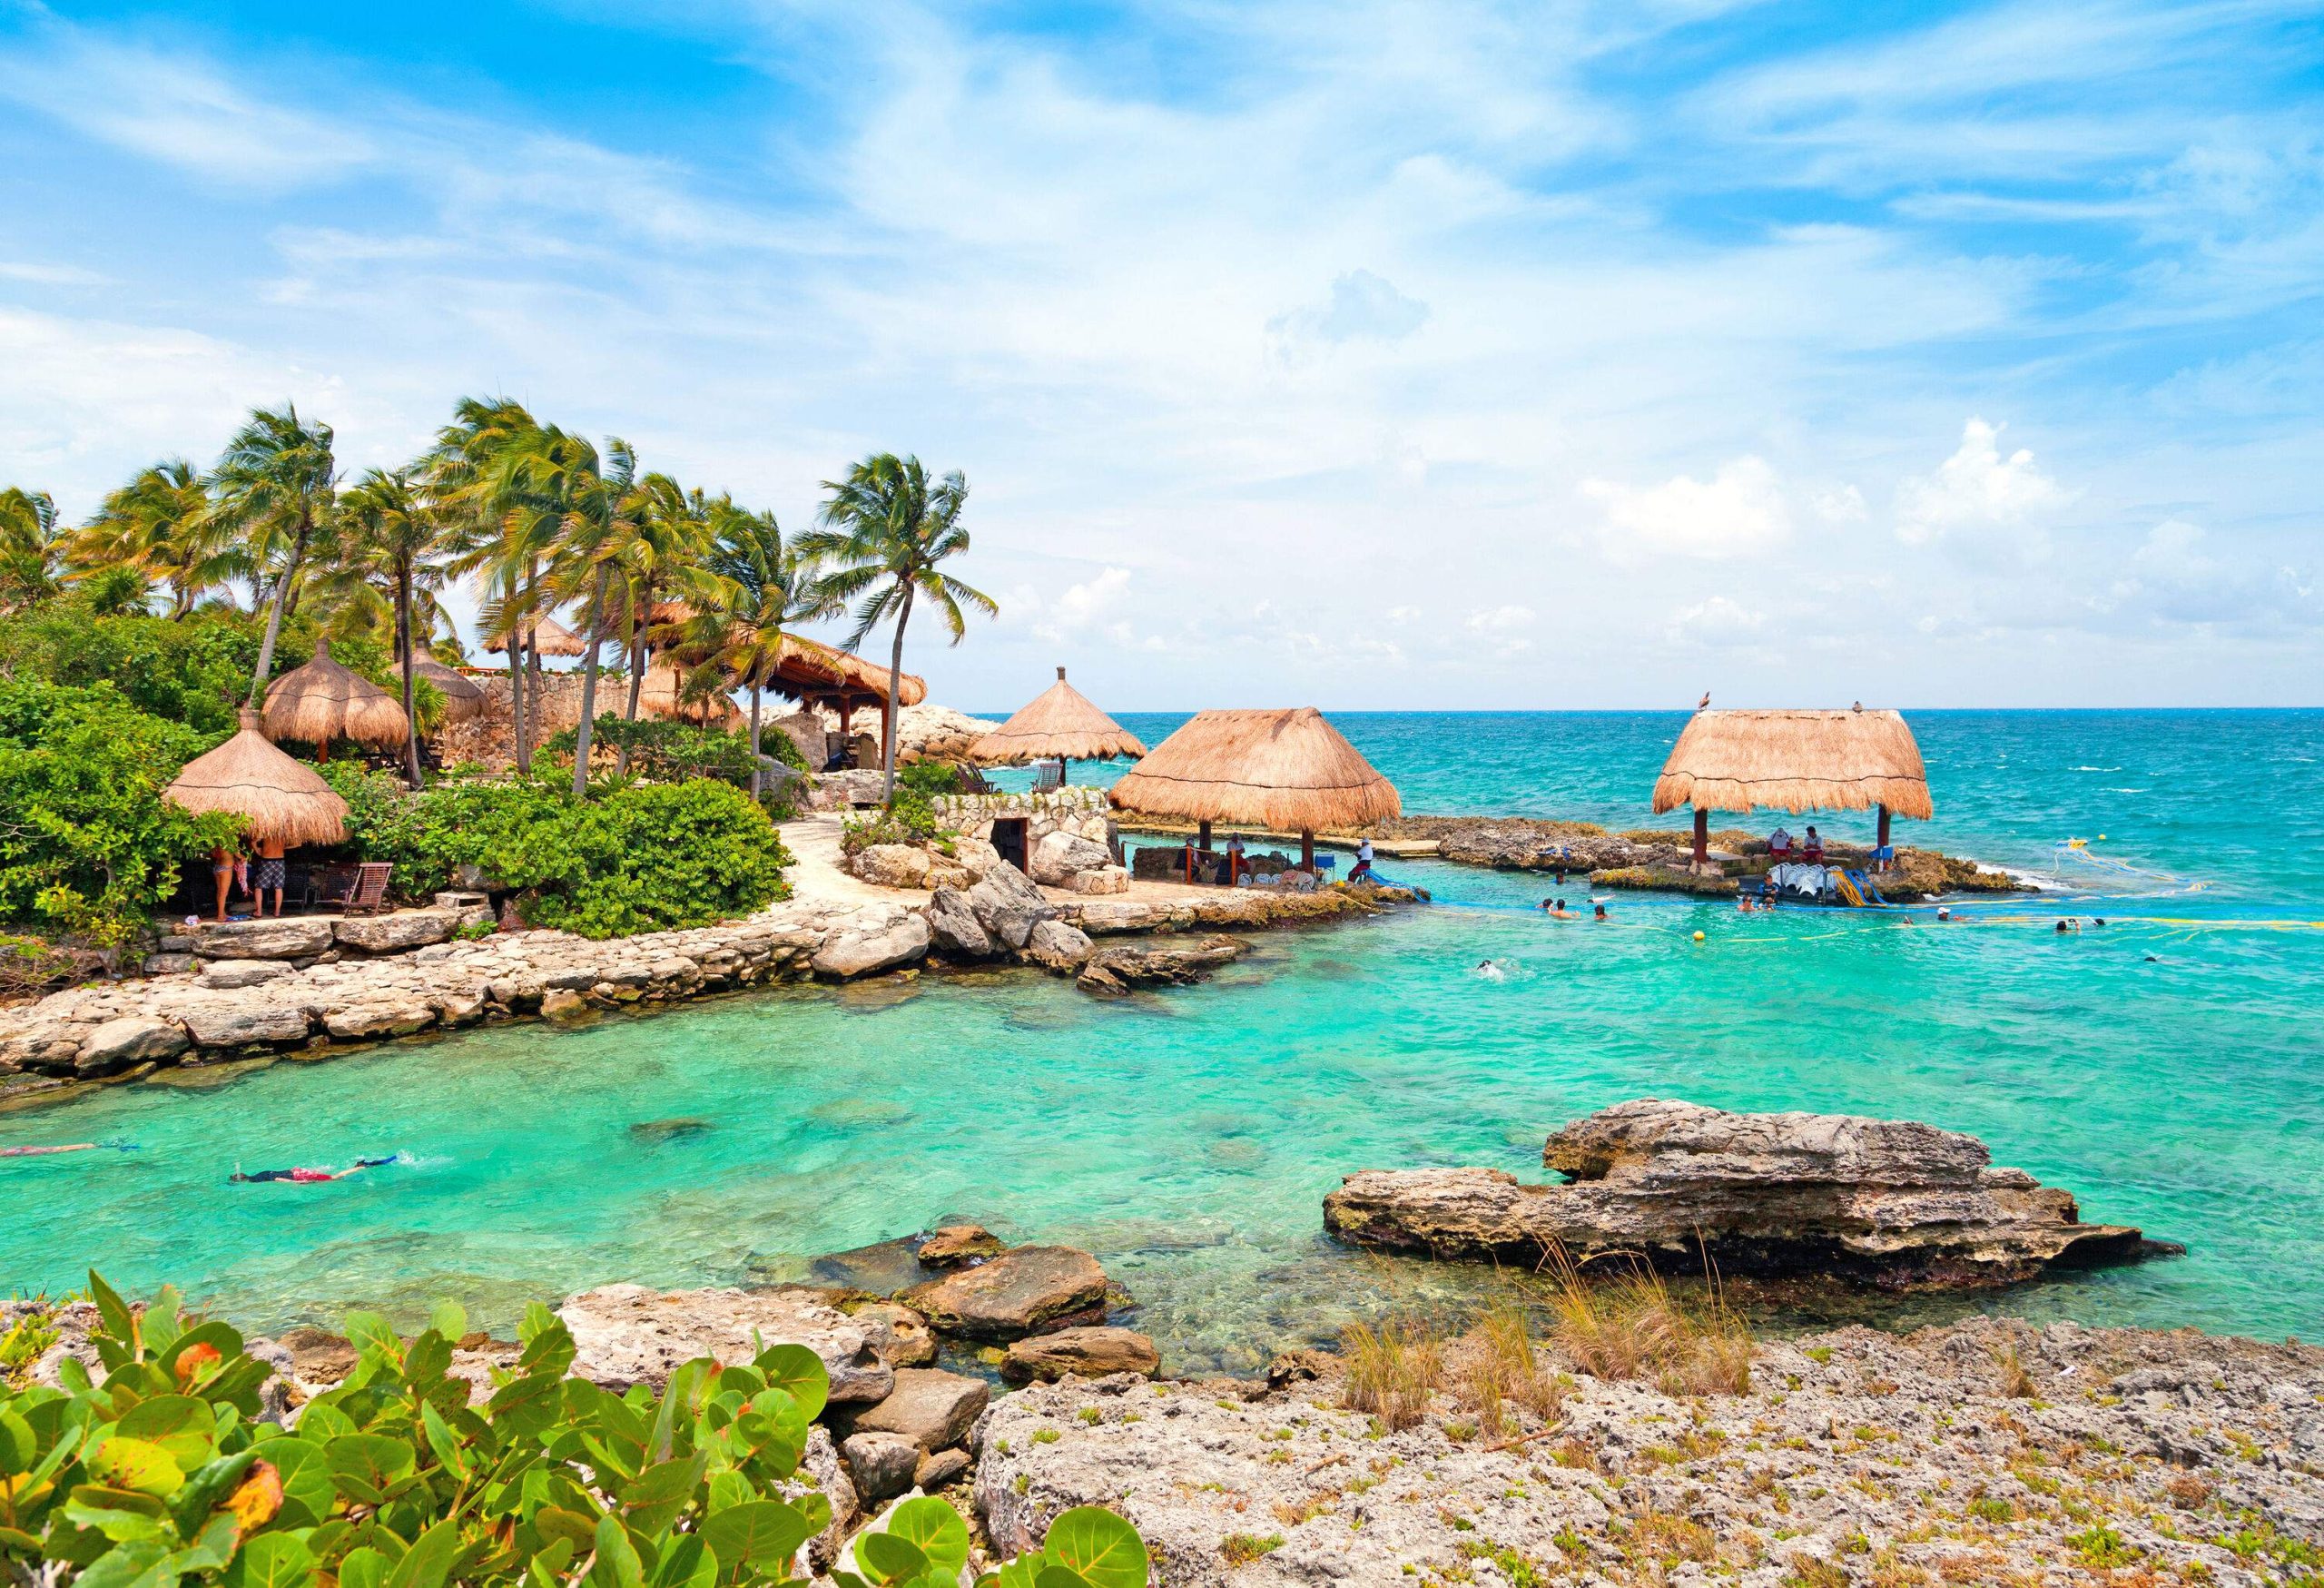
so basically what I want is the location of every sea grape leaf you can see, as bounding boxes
[620,1454,706,1537]
[0,1409,34,1476]
[750,1345,829,1424]
[886,1497,970,1575]
[428,1302,468,1344]
[324,1435,415,1505]
[698,1499,812,1573]
[225,1530,318,1588]
[858,1531,930,1583]
[120,1395,218,1471]
[586,1513,646,1588]
[338,1544,392,1588]
[87,1437,184,1498]
[1039,1508,1147,1588]
[383,1518,460,1588]
[341,1313,402,1367]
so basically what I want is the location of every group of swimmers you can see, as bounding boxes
[1539,898,1609,920]
[2054,916,2109,932]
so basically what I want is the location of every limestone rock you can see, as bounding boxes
[77,1015,187,1075]
[144,952,196,976]
[334,910,461,953]
[962,861,1055,951]
[1323,1098,2165,1289]
[903,1247,1108,1340]
[320,999,436,1041]
[182,1002,311,1048]
[1029,830,1114,886]
[847,1301,937,1367]
[1001,1327,1160,1384]
[843,1366,990,1453]
[538,988,590,1021]
[916,1225,1006,1267]
[785,1426,858,1574]
[1022,918,1094,972]
[811,914,931,980]
[559,1284,894,1403]
[199,959,292,991]
[1074,935,1243,996]
[1063,865,1128,894]
[192,918,334,960]
[850,843,933,891]
[841,1431,921,1504]
[924,886,995,959]
[913,1448,970,1490]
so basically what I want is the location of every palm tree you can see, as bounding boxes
[207,404,337,706]
[338,466,452,786]
[693,498,828,800]
[76,459,235,617]
[431,398,551,773]
[608,475,723,776]
[0,487,63,615]
[800,454,996,803]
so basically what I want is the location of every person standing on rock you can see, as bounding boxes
[254,836,289,917]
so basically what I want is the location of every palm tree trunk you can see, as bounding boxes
[749,684,763,802]
[507,626,529,775]
[246,516,310,707]
[572,562,613,798]
[398,563,423,788]
[881,583,913,804]
[615,593,645,778]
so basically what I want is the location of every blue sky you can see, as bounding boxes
[2,0,2319,708]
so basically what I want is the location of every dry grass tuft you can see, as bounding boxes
[1543,1243,1754,1395]
[1993,1339,2037,1399]
[1339,1315,1444,1431]
[2165,1471,2215,1509]
[1447,1298,1566,1435]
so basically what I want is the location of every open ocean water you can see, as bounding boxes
[5,711,2320,1365]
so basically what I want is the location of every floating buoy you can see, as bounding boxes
[1692,930,1706,942]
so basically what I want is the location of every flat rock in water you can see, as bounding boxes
[1324,1097,2165,1289]
[1074,935,1243,997]
[1001,1326,1160,1384]
[559,1283,894,1402]
[916,1224,1006,1267]
[903,1246,1108,1339]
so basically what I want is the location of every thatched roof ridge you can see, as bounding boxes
[164,710,350,848]
[968,667,1147,765]
[484,615,587,658]
[262,638,409,748]
[414,658,487,722]
[1108,707,1400,832]
[1651,708,1934,819]
[763,634,926,707]
[634,665,744,729]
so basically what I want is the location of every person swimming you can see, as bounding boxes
[232,1154,399,1184]
[1592,902,1608,920]
[1475,959,1509,981]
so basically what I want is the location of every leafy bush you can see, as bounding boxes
[894,761,960,798]
[0,1272,1149,1588]
[320,769,792,938]
[0,678,239,942]
[0,607,257,736]
[839,792,951,857]
[547,716,763,789]
[755,726,809,774]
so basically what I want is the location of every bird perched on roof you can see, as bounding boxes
[1852,700,1863,711]
[1697,691,1710,711]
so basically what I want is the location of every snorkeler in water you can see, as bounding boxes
[231,1154,399,1185]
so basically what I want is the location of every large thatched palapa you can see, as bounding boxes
[1109,707,1399,865]
[968,667,1146,766]
[634,664,744,729]
[262,638,409,749]
[1652,707,1932,861]
[164,710,350,848]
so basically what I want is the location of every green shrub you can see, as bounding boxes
[546,715,762,788]
[0,678,239,941]
[839,792,950,857]
[895,761,960,797]
[756,725,810,774]
[320,770,792,938]
[0,1272,1152,1588]
[0,607,256,735]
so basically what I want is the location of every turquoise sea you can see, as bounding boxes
[5,711,2321,1365]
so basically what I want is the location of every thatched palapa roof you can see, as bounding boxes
[1108,707,1400,833]
[635,664,744,729]
[263,638,409,748]
[968,667,1147,765]
[484,615,588,658]
[164,710,350,848]
[1651,708,1934,819]
[414,658,487,723]
[762,635,926,708]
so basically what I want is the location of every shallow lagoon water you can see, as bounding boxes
[4,711,2320,1366]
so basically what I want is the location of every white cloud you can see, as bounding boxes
[1665,595,1768,647]
[1581,456,1791,561]
[1894,419,2073,546]
[1464,604,1534,632]
[1269,269,1431,347]
[1812,483,1867,522]
[1024,567,1133,645]
[0,261,108,287]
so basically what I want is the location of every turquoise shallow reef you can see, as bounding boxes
[4,710,2319,1368]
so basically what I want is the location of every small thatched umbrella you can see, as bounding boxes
[1651,706,1933,864]
[1108,706,1399,871]
[968,667,1147,772]
[167,710,350,914]
[262,637,409,751]
[413,658,487,723]
[634,664,743,730]
[483,615,588,659]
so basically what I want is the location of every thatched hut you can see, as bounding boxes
[968,667,1147,769]
[1108,706,1399,869]
[165,709,350,849]
[413,658,487,723]
[262,638,409,750]
[634,664,744,730]
[483,615,587,659]
[1651,706,1933,863]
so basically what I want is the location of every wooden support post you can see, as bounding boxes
[1197,820,1212,852]
[1693,806,1709,866]
[1876,804,1892,849]
[1301,829,1315,871]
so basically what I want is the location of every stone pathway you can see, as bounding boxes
[777,814,924,907]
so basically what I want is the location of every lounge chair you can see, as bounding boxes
[342,862,393,916]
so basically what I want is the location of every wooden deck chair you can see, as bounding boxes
[343,862,393,915]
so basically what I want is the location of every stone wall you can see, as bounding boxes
[931,788,1115,848]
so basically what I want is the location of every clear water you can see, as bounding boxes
[5,712,2321,1365]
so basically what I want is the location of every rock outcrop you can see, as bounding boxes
[1000,1327,1160,1384]
[1323,1098,2169,1289]
[902,1246,1110,1339]
[558,1283,895,1402]
[1074,935,1244,997]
